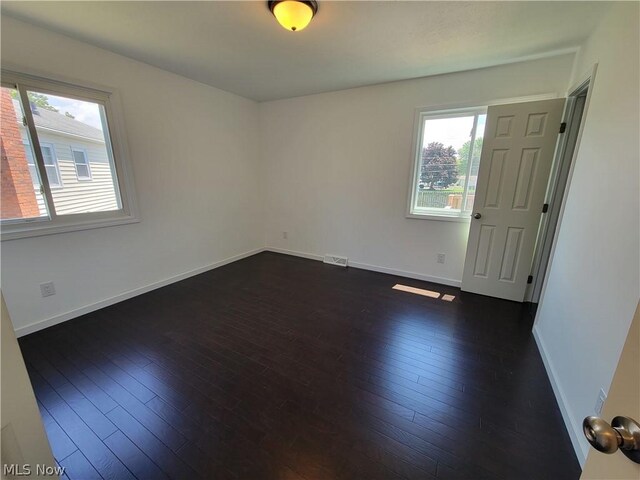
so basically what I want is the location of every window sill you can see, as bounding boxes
[1,213,140,241]
[406,212,471,223]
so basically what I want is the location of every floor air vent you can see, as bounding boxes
[323,255,348,267]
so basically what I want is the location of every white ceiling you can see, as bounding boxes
[2,1,610,102]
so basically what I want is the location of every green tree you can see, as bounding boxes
[457,137,484,177]
[420,142,459,189]
[10,91,59,112]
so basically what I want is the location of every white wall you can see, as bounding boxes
[581,303,640,480]
[533,3,640,465]
[259,55,574,284]
[1,17,264,335]
[3,8,638,471]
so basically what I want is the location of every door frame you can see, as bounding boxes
[528,64,598,304]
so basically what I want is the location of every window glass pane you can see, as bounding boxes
[39,145,62,187]
[72,149,87,165]
[72,149,91,180]
[25,143,62,187]
[414,115,474,212]
[464,114,487,212]
[75,163,90,179]
[1,87,48,221]
[27,90,121,215]
[45,165,61,187]
[41,145,54,165]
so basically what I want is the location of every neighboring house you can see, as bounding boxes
[13,99,119,216]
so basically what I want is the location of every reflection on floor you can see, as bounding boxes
[19,251,580,479]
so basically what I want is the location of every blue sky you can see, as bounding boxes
[42,92,104,130]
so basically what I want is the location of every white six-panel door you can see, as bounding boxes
[461,98,565,302]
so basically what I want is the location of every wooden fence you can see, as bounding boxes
[416,190,475,209]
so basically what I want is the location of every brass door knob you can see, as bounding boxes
[583,415,640,463]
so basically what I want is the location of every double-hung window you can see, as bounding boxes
[407,107,487,220]
[1,70,138,239]
[71,148,91,180]
[40,143,62,187]
[25,142,62,188]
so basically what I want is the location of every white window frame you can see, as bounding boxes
[406,106,487,222]
[406,94,560,222]
[40,142,63,188]
[24,141,63,189]
[1,69,139,241]
[71,147,92,181]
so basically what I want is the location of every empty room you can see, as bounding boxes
[1,1,639,479]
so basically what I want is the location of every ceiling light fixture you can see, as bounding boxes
[268,0,318,32]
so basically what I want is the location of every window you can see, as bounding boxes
[71,148,91,180]
[26,142,62,188]
[41,144,63,187]
[407,108,487,220]
[28,143,62,189]
[1,70,138,239]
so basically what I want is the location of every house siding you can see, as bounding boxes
[22,128,120,215]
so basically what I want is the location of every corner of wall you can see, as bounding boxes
[567,45,584,89]
[533,324,589,465]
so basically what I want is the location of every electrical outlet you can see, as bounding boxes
[437,253,446,264]
[40,281,56,298]
[282,231,288,239]
[594,388,607,415]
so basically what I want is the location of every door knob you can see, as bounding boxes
[583,415,640,463]
[473,213,482,219]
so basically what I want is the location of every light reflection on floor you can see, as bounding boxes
[392,284,456,302]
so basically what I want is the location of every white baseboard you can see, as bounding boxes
[265,247,324,262]
[533,325,588,466]
[264,247,461,287]
[16,246,460,337]
[349,260,461,287]
[14,247,265,338]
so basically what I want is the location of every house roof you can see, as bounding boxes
[13,99,104,142]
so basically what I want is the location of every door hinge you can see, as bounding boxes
[559,122,567,133]
[527,275,533,284]
[542,203,549,213]
[22,116,27,127]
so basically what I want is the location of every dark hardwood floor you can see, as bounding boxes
[19,252,580,479]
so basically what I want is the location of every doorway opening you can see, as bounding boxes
[461,98,566,301]
[459,72,595,304]
[527,70,594,305]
